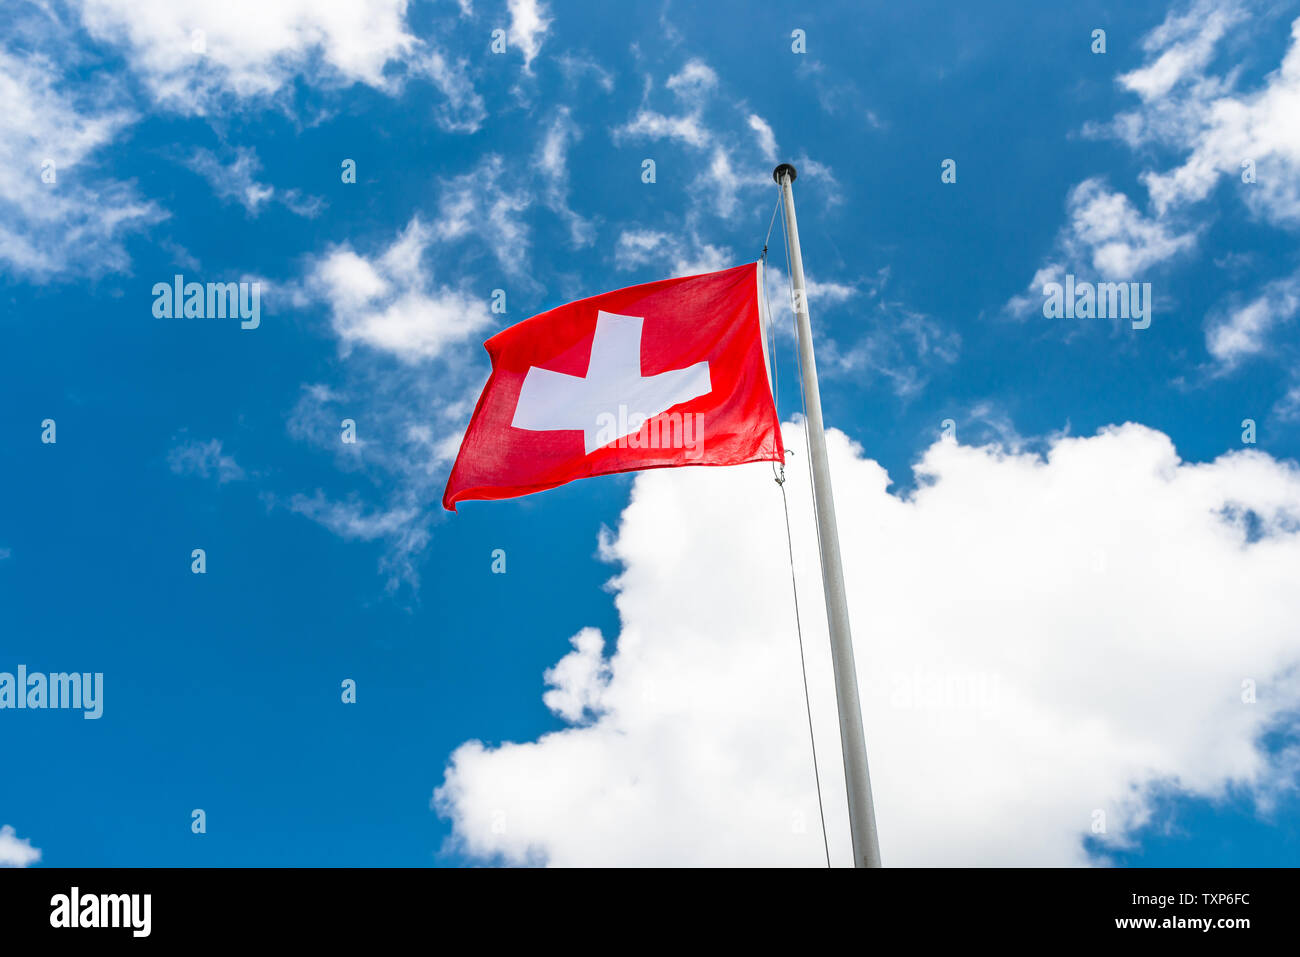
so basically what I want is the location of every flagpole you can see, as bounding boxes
[774,163,882,868]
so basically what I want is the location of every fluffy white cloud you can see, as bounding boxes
[436,423,1300,865]
[1120,8,1300,226]
[613,59,721,150]
[507,0,551,72]
[541,628,611,723]
[0,825,40,868]
[285,207,502,588]
[305,217,493,363]
[77,0,417,110]
[1206,274,1300,367]
[276,148,539,588]
[76,0,490,129]
[1118,0,1246,101]
[0,43,160,278]
[665,59,718,101]
[1012,4,1300,340]
[1062,178,1199,277]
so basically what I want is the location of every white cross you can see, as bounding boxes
[511,311,711,454]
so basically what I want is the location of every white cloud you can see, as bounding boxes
[168,437,247,483]
[614,109,711,148]
[692,146,779,220]
[1063,178,1199,277]
[429,155,532,275]
[75,0,489,130]
[613,61,806,225]
[820,308,960,397]
[507,0,551,72]
[747,114,777,163]
[287,493,422,542]
[666,59,718,101]
[541,628,610,723]
[417,48,487,133]
[764,262,955,396]
[1005,263,1064,318]
[436,422,1300,865]
[557,53,613,92]
[791,156,843,208]
[188,148,270,213]
[0,43,160,278]
[806,279,855,305]
[1205,273,1300,368]
[613,229,672,270]
[1275,384,1300,422]
[275,151,536,589]
[305,217,493,362]
[613,60,726,153]
[1119,0,1245,101]
[537,108,595,246]
[186,146,321,217]
[0,825,40,868]
[1013,6,1300,332]
[284,204,505,588]
[668,243,734,277]
[703,148,741,218]
[78,0,417,111]
[612,228,732,277]
[286,488,432,588]
[1114,7,1300,228]
[281,372,474,591]
[761,263,857,319]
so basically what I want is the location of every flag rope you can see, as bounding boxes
[762,200,832,868]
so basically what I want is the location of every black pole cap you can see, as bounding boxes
[773,163,798,184]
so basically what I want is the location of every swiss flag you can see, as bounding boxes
[443,261,784,510]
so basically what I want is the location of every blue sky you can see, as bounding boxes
[2,0,1300,867]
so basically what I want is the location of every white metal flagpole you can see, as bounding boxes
[774,162,882,868]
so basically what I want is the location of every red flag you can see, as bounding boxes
[443,261,783,510]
